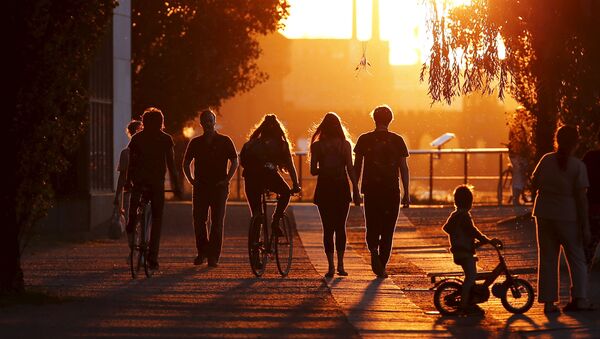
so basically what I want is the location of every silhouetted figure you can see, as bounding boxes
[354,105,410,278]
[126,107,180,270]
[183,110,238,267]
[114,120,143,224]
[443,185,500,316]
[583,129,600,271]
[240,115,301,236]
[532,125,592,313]
[310,113,361,278]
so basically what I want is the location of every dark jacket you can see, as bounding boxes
[442,209,490,264]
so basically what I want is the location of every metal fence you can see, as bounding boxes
[227,148,513,205]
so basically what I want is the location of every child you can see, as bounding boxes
[442,185,499,315]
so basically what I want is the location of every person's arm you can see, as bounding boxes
[400,157,410,207]
[114,149,127,206]
[283,149,300,192]
[166,144,181,197]
[354,153,364,183]
[218,156,239,187]
[344,141,361,206]
[182,141,195,186]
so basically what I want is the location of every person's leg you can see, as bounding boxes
[126,189,141,234]
[148,183,165,265]
[536,218,561,304]
[244,176,262,217]
[265,172,291,218]
[207,185,228,265]
[317,205,335,255]
[334,203,350,275]
[363,194,383,275]
[192,186,210,262]
[378,192,400,269]
[459,258,478,312]
[558,219,588,304]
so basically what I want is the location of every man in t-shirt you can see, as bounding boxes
[127,107,180,270]
[354,105,410,278]
[183,109,238,267]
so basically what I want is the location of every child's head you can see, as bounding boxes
[453,185,473,210]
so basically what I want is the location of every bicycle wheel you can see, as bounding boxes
[501,278,534,314]
[248,215,267,277]
[275,214,293,276]
[433,281,462,315]
[129,214,143,279]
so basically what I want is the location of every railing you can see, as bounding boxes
[228,148,511,205]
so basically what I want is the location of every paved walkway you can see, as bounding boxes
[2,203,600,338]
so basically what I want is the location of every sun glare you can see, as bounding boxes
[281,0,478,65]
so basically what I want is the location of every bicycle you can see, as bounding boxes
[430,240,534,315]
[248,189,294,277]
[129,188,154,279]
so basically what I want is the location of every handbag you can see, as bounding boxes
[108,206,126,239]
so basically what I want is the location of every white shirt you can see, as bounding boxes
[532,152,589,221]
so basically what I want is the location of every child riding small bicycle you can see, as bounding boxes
[442,185,501,315]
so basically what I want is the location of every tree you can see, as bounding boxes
[421,0,600,159]
[2,0,115,293]
[132,0,290,133]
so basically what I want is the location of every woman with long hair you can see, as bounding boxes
[310,112,361,277]
[532,125,592,313]
[240,114,301,236]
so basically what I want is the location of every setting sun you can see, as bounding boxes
[281,0,473,65]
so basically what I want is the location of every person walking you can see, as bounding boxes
[354,105,410,278]
[183,109,238,267]
[240,114,301,236]
[310,113,361,277]
[114,120,142,226]
[126,107,180,270]
[583,129,600,271]
[531,125,592,313]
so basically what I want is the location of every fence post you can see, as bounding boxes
[429,152,433,204]
[497,153,503,206]
[297,153,303,201]
[463,151,468,184]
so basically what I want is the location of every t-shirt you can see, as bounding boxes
[127,130,174,184]
[532,152,589,221]
[583,149,600,205]
[116,148,129,172]
[311,139,348,178]
[354,130,409,194]
[442,210,489,264]
[183,132,237,185]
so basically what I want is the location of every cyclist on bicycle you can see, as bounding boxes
[442,185,500,315]
[126,107,180,270]
[240,114,301,236]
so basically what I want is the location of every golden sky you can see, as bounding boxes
[281,0,473,65]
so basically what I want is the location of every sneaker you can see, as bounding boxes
[271,218,284,237]
[207,259,219,267]
[370,252,383,276]
[543,303,560,314]
[194,255,205,266]
[377,270,389,279]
